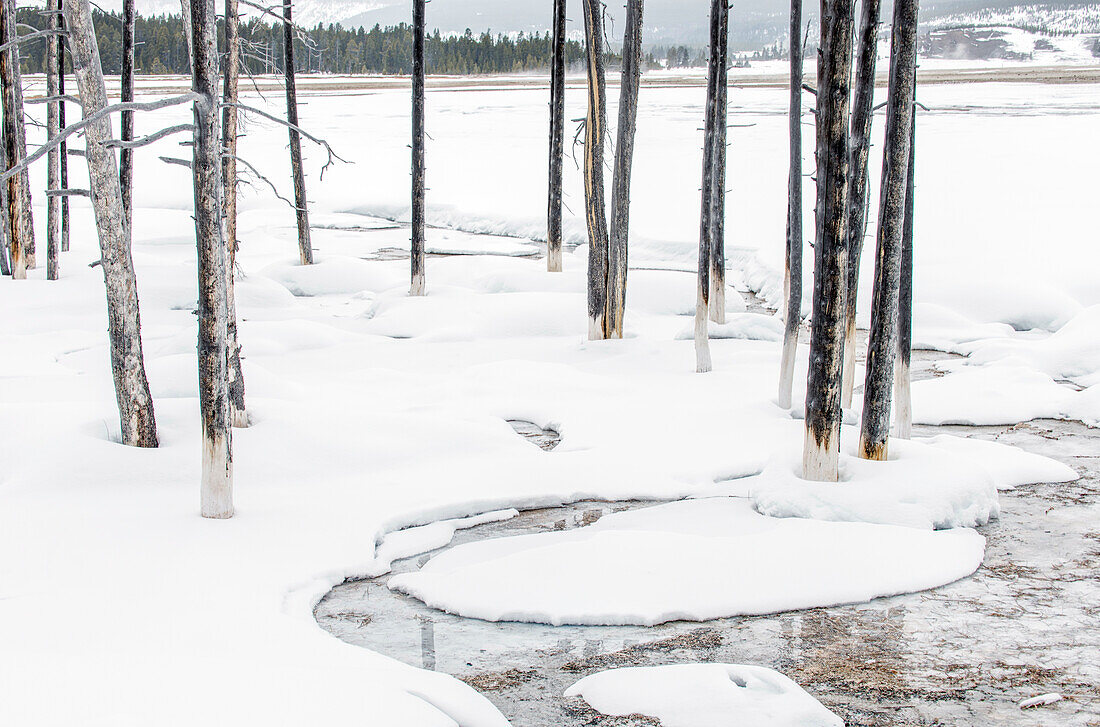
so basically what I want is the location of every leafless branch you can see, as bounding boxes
[104,124,194,149]
[225,101,348,178]
[0,28,67,54]
[227,153,299,210]
[158,156,192,169]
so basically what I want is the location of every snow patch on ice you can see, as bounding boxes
[565,664,843,727]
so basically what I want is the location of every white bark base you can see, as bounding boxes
[777,331,798,409]
[893,359,912,440]
[11,254,26,280]
[547,246,562,272]
[410,273,426,297]
[694,284,711,373]
[802,426,839,482]
[708,278,726,324]
[230,406,250,429]
[201,432,234,519]
[588,315,605,341]
[840,323,857,409]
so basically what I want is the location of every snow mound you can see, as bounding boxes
[747,433,1074,529]
[388,498,985,626]
[263,256,405,297]
[913,364,1076,426]
[675,313,784,342]
[565,664,843,727]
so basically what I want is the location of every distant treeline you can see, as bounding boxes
[13,8,600,76]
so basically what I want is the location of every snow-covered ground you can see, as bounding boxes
[0,73,1096,725]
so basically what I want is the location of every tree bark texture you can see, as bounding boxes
[841,0,882,408]
[223,0,247,426]
[58,16,70,252]
[708,0,729,325]
[0,124,9,276]
[63,0,159,447]
[803,0,854,481]
[191,0,233,518]
[777,0,804,408]
[410,0,425,294]
[893,94,916,441]
[47,0,61,280]
[606,0,643,339]
[284,0,312,266]
[695,0,726,373]
[1,0,28,278]
[546,0,565,273]
[120,0,135,229]
[582,0,609,340]
[858,0,918,461]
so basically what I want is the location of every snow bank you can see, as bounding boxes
[565,664,843,727]
[388,498,986,626]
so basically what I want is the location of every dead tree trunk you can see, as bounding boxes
[46,0,61,280]
[62,0,158,447]
[803,0,854,481]
[58,16,70,252]
[893,93,916,440]
[694,0,725,372]
[223,0,247,426]
[841,0,882,408]
[410,0,425,294]
[858,0,918,461]
[546,0,565,273]
[582,0,609,340]
[120,0,135,229]
[606,0,643,339]
[284,0,312,266]
[191,0,233,518]
[777,0,803,408]
[1,0,27,278]
[708,0,729,325]
[0,126,8,275]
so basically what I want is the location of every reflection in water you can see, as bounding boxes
[317,421,1100,727]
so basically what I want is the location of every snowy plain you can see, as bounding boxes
[1,67,1097,725]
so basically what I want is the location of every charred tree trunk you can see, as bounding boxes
[841,0,882,408]
[546,0,565,273]
[46,0,61,280]
[803,0,854,481]
[191,0,233,518]
[1,0,27,278]
[284,0,312,266]
[695,0,725,372]
[410,0,425,294]
[606,0,643,339]
[893,94,916,440]
[120,0,135,229]
[62,0,158,447]
[858,0,918,461]
[777,0,804,408]
[708,0,729,324]
[58,16,70,252]
[223,0,247,426]
[582,0,609,340]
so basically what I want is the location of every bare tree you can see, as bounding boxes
[708,0,729,325]
[606,0,643,339]
[62,0,158,447]
[803,0,854,481]
[120,0,135,228]
[858,0,918,461]
[777,0,804,408]
[841,0,882,408]
[582,0,609,340]
[546,0,565,273]
[47,0,61,279]
[893,97,916,440]
[190,0,233,517]
[58,13,70,252]
[410,0,425,294]
[284,0,312,265]
[223,0,247,426]
[694,0,726,372]
[1,0,28,277]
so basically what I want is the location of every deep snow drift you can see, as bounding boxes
[1,71,1096,725]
